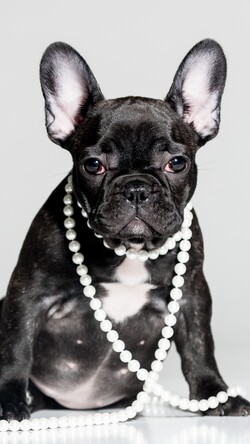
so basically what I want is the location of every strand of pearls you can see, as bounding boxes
[0,175,242,432]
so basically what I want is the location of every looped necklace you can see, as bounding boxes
[0,174,242,433]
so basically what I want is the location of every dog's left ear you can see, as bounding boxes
[166,39,227,147]
[40,42,104,147]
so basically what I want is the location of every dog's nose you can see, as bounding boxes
[123,182,151,204]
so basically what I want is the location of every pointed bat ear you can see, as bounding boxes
[40,42,104,147]
[166,39,227,147]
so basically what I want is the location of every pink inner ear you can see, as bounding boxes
[47,58,89,141]
[182,57,219,138]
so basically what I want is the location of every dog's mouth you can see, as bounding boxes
[92,217,170,250]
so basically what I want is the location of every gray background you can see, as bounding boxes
[0,0,249,395]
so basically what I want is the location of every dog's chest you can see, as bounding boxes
[100,257,155,322]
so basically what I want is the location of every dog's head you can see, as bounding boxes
[40,39,226,249]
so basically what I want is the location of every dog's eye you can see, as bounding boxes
[165,156,187,173]
[84,158,105,175]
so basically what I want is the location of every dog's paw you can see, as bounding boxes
[204,395,250,416]
[0,400,30,421]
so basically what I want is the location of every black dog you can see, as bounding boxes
[0,39,249,421]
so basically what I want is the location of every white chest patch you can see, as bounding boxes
[101,258,155,322]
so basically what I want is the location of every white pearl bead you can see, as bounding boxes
[180,240,191,251]
[132,400,144,412]
[76,264,88,276]
[66,229,77,240]
[181,227,192,240]
[58,416,68,429]
[87,220,91,229]
[85,415,95,425]
[83,285,96,298]
[20,419,32,431]
[147,370,159,381]
[117,410,129,422]
[0,420,9,432]
[112,339,125,352]
[137,391,150,403]
[159,245,168,255]
[106,330,119,342]
[9,420,20,432]
[161,390,171,402]
[155,348,167,361]
[152,384,165,397]
[170,395,180,407]
[110,412,119,423]
[68,240,80,252]
[158,338,171,350]
[103,240,111,249]
[72,252,84,264]
[114,245,127,256]
[120,350,132,363]
[80,274,92,286]
[168,301,180,314]
[182,218,192,228]
[186,202,193,210]
[179,398,190,410]
[63,194,73,205]
[199,399,209,411]
[65,183,73,193]
[151,360,163,372]
[125,406,137,419]
[166,238,176,250]
[128,359,140,372]
[189,399,200,412]
[94,413,104,425]
[136,368,149,381]
[208,396,219,409]
[177,251,189,263]
[174,263,186,275]
[30,418,41,431]
[217,391,228,403]
[138,250,149,261]
[100,319,112,332]
[63,205,74,216]
[81,208,88,218]
[227,387,238,397]
[94,309,106,321]
[161,326,174,338]
[172,275,184,288]
[170,288,183,300]
[94,232,103,238]
[90,298,102,310]
[173,231,182,242]
[164,314,177,326]
[126,248,137,259]
[101,413,112,425]
[68,416,78,427]
[48,416,59,429]
[64,217,75,229]
[39,417,50,430]
[148,249,159,260]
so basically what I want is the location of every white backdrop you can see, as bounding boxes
[0,0,249,391]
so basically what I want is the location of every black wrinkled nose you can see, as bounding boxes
[123,182,151,204]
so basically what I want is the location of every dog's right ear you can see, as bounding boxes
[40,42,104,147]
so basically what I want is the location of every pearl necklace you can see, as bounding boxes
[0,175,242,433]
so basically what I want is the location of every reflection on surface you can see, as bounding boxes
[1,417,250,444]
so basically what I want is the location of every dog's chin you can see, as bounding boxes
[101,219,168,250]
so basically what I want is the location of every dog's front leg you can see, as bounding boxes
[174,267,250,415]
[0,292,38,420]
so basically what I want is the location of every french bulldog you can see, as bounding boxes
[0,39,249,421]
